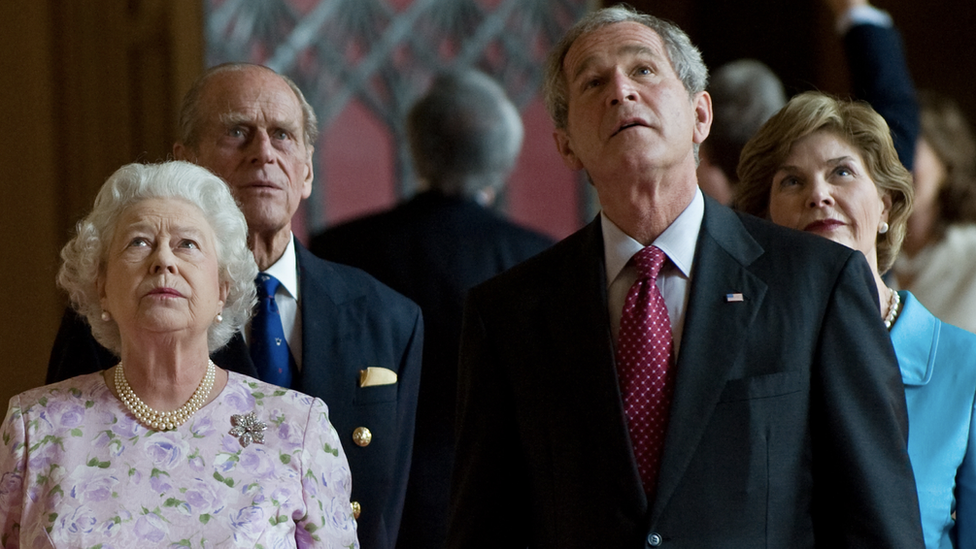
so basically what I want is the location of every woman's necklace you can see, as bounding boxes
[884,287,902,331]
[114,360,216,431]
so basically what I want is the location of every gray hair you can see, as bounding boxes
[178,62,319,150]
[543,4,709,131]
[705,59,786,182]
[407,69,524,199]
[58,161,258,355]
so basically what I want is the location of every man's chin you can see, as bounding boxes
[240,205,293,232]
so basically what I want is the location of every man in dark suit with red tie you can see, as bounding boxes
[445,5,923,548]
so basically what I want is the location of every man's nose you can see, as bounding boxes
[247,130,275,164]
[608,69,638,106]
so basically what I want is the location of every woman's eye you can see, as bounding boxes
[128,237,149,247]
[636,66,652,76]
[273,129,289,140]
[179,239,198,249]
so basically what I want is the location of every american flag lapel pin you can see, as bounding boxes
[725,292,744,302]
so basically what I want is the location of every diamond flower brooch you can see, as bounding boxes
[229,412,267,447]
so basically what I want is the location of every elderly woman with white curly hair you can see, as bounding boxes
[0,161,359,547]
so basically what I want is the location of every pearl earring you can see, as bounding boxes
[878,221,889,235]
[101,311,111,322]
[215,312,223,324]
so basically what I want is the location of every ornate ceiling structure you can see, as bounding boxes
[206,0,591,232]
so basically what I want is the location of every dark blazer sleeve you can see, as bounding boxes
[844,22,919,171]
[810,252,923,546]
[389,303,424,543]
[446,288,531,548]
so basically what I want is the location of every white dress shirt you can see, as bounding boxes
[244,235,303,370]
[604,188,704,356]
[835,3,892,34]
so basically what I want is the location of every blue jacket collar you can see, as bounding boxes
[889,291,938,386]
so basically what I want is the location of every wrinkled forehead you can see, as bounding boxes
[563,22,669,79]
[116,197,211,233]
[201,68,303,127]
[105,197,216,258]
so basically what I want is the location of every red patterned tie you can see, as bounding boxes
[616,245,674,496]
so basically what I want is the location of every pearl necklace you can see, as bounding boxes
[114,360,216,431]
[884,287,902,331]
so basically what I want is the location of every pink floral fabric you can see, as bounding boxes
[0,371,359,548]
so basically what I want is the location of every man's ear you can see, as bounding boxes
[301,146,314,200]
[173,142,193,162]
[692,91,713,145]
[553,129,584,171]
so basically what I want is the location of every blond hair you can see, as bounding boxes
[735,92,914,273]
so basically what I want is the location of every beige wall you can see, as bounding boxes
[0,1,203,407]
[1,2,61,407]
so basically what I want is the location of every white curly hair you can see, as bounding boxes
[58,161,258,355]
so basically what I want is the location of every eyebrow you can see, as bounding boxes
[775,156,857,173]
[217,112,300,133]
[174,226,208,241]
[120,221,208,242]
[570,44,661,83]
[218,112,251,127]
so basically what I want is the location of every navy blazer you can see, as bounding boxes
[446,197,923,548]
[47,241,423,549]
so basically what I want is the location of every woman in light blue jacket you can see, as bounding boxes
[893,291,976,548]
[736,91,976,549]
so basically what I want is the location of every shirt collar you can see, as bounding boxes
[261,234,300,301]
[603,187,704,286]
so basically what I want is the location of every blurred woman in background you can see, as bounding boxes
[892,90,976,334]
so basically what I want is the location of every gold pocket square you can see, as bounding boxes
[359,367,398,387]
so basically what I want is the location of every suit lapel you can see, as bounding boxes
[210,242,360,396]
[294,241,364,405]
[543,218,650,514]
[650,199,769,521]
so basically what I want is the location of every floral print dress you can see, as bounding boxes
[0,371,359,548]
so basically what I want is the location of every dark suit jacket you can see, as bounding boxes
[446,197,923,548]
[47,241,423,549]
[310,191,553,549]
[845,22,918,171]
